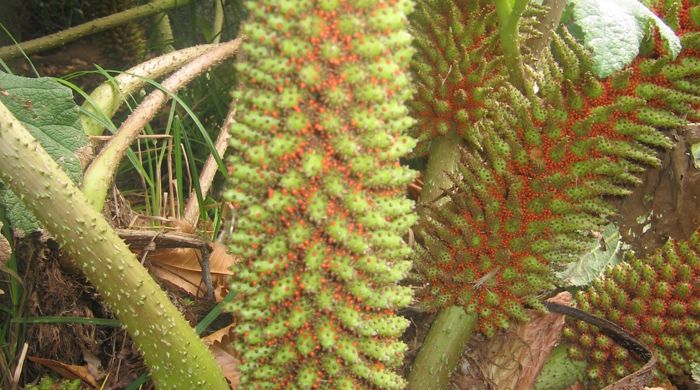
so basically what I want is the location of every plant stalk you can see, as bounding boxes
[408,306,477,389]
[408,131,479,390]
[0,100,228,388]
[150,0,176,54]
[0,0,192,60]
[82,38,241,211]
[494,0,531,94]
[419,131,463,204]
[211,0,225,44]
[82,44,216,137]
[183,108,233,226]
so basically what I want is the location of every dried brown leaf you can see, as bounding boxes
[203,324,239,388]
[453,292,572,390]
[209,343,240,389]
[203,324,235,346]
[147,242,234,299]
[28,356,99,388]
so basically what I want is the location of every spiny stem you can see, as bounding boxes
[0,0,192,60]
[0,99,228,389]
[81,38,241,211]
[409,131,478,390]
[494,0,531,94]
[408,307,478,390]
[81,44,216,137]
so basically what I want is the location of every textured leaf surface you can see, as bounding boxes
[0,72,89,234]
[692,142,700,169]
[568,0,681,77]
[557,224,624,286]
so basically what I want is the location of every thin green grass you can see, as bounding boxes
[12,316,120,327]
[0,24,39,77]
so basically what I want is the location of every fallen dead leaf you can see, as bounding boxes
[614,125,700,257]
[147,242,235,300]
[28,356,99,388]
[210,343,240,389]
[203,324,239,388]
[203,324,235,346]
[452,292,572,390]
[80,346,105,382]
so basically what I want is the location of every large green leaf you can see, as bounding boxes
[568,0,681,77]
[0,72,90,234]
[556,224,624,286]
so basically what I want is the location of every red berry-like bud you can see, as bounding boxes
[612,363,627,377]
[621,315,640,331]
[639,264,656,282]
[644,316,665,334]
[568,345,585,360]
[562,326,576,339]
[649,298,666,315]
[607,308,622,323]
[667,301,685,317]
[629,298,646,315]
[655,281,672,298]
[637,281,652,298]
[659,335,679,349]
[595,334,612,349]
[659,263,676,281]
[587,367,600,380]
[674,282,691,299]
[666,318,684,334]
[689,299,700,316]
[639,332,656,346]
[611,345,628,360]
[591,349,608,362]
[576,320,591,333]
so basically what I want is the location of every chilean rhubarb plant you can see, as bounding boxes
[2,0,700,388]
[407,0,700,388]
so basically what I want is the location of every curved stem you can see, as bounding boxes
[150,0,176,54]
[211,0,225,44]
[0,0,192,60]
[409,131,478,390]
[494,0,531,94]
[81,38,242,211]
[183,108,233,226]
[0,100,228,389]
[81,44,216,137]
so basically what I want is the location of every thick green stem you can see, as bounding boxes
[0,0,192,60]
[533,344,586,390]
[419,131,463,204]
[0,100,228,389]
[494,0,531,94]
[211,0,225,44]
[408,307,477,390]
[81,44,215,137]
[150,0,176,54]
[409,132,478,390]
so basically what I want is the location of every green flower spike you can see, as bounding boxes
[226,1,417,389]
